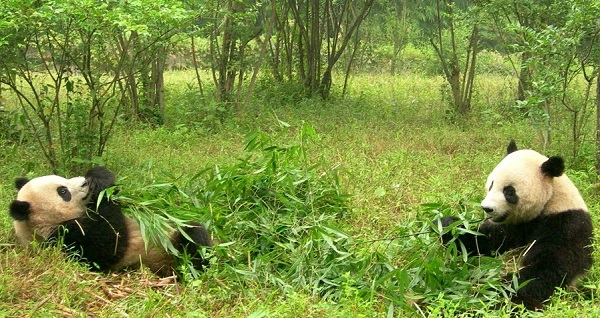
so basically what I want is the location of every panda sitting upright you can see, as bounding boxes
[9,166,213,277]
[439,140,593,310]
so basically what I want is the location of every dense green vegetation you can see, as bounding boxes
[1,0,600,316]
[1,0,599,172]
[1,71,599,317]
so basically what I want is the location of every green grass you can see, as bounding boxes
[1,71,599,317]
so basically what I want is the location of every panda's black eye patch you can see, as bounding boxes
[57,186,72,202]
[503,185,518,204]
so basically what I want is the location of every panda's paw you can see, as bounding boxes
[432,216,460,245]
[511,295,545,311]
[439,216,460,228]
[84,167,116,198]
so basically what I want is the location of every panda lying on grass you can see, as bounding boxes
[439,140,594,310]
[9,166,212,277]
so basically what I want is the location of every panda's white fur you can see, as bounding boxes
[9,167,212,277]
[481,149,587,224]
[439,140,594,310]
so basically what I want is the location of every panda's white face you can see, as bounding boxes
[481,150,554,224]
[13,175,90,243]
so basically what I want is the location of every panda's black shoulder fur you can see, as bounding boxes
[53,199,129,271]
[50,166,129,272]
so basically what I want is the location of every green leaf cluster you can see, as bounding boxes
[110,124,521,314]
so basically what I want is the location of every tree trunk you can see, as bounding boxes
[190,36,205,98]
[215,1,237,104]
[518,51,533,101]
[391,0,407,75]
[245,0,275,106]
[460,25,479,115]
[595,61,600,174]
[152,49,166,123]
[430,0,477,117]
[342,29,361,97]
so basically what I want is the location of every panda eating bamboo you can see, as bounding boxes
[439,140,594,310]
[9,166,212,277]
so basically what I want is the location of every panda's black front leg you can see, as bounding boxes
[505,249,570,311]
[438,216,492,255]
[49,211,127,272]
[438,217,517,256]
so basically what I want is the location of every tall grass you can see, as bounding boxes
[1,71,598,317]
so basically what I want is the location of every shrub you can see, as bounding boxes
[114,123,520,315]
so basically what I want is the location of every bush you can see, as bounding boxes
[114,123,520,315]
[0,107,27,143]
[116,123,352,282]
[476,50,515,76]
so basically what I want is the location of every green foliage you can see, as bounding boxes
[396,203,520,315]
[253,77,311,106]
[490,0,600,153]
[2,69,599,316]
[109,121,524,315]
[167,81,226,130]
[0,106,27,143]
[0,0,193,173]
[115,123,352,284]
[476,50,514,76]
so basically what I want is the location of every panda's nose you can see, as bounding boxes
[482,206,494,214]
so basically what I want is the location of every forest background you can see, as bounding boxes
[1,0,600,316]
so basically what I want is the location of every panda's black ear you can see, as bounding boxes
[506,139,518,155]
[15,178,29,190]
[541,156,565,178]
[9,200,31,221]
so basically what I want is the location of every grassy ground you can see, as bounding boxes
[1,72,599,317]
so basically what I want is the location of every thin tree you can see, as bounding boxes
[429,0,479,116]
[274,0,375,98]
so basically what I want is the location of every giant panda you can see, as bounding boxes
[439,140,594,310]
[8,166,213,277]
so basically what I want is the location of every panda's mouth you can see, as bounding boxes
[490,213,508,223]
